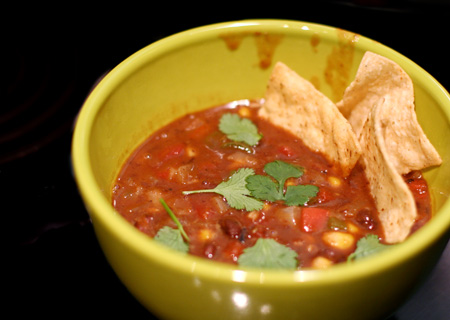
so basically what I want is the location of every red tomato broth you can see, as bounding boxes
[112,100,431,268]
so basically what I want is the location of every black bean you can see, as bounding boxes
[204,243,216,259]
[238,227,248,242]
[356,208,377,230]
[219,217,242,239]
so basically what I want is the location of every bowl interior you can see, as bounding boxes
[73,19,450,285]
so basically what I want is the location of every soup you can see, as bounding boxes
[112,100,431,269]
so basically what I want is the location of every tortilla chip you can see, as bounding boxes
[359,97,417,243]
[259,62,361,176]
[337,51,414,135]
[337,51,442,174]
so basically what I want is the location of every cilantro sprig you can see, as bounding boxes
[183,168,264,211]
[154,198,189,253]
[246,160,319,206]
[219,113,262,146]
[347,234,389,262]
[154,226,189,253]
[238,238,298,269]
[183,161,318,210]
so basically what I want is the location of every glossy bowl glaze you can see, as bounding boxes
[72,20,450,320]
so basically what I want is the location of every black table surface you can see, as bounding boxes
[6,1,450,318]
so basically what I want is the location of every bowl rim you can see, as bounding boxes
[72,19,450,286]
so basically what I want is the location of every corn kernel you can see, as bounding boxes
[247,211,260,221]
[322,231,354,250]
[328,176,341,187]
[347,222,359,233]
[199,229,214,241]
[311,256,333,269]
[186,146,197,158]
[238,107,251,118]
[286,178,297,186]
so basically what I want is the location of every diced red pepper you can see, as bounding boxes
[160,143,185,161]
[316,188,334,203]
[278,145,296,158]
[407,179,429,200]
[155,167,171,180]
[300,207,329,233]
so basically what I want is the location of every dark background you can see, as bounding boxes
[5,1,450,318]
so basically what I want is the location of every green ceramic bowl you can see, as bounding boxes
[72,20,450,320]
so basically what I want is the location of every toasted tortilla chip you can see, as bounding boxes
[337,51,414,135]
[337,51,442,174]
[359,97,417,243]
[339,52,441,241]
[259,62,361,176]
[374,93,442,175]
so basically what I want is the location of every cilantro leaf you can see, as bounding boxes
[237,238,298,269]
[246,174,282,202]
[247,160,318,206]
[264,160,303,195]
[183,168,264,211]
[219,113,262,146]
[155,226,189,253]
[347,234,389,262]
[284,184,320,206]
